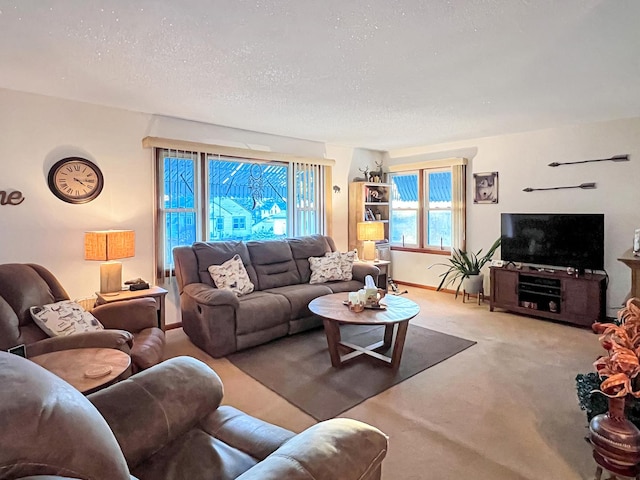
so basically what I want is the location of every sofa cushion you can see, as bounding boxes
[287,235,332,283]
[29,300,104,337]
[235,291,290,335]
[193,242,258,288]
[264,284,333,321]
[0,263,68,330]
[309,255,343,284]
[247,240,300,290]
[208,254,255,296]
[326,279,366,294]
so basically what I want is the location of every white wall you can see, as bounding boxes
[385,117,640,313]
[0,89,153,299]
[0,89,378,299]
[4,87,635,313]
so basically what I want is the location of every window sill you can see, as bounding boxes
[390,246,450,256]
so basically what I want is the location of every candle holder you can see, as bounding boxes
[348,302,365,313]
[365,288,386,308]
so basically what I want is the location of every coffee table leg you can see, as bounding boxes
[383,324,394,349]
[323,319,342,367]
[390,321,409,369]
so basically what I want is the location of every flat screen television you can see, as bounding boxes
[500,213,604,271]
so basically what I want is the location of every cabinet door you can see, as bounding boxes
[491,269,519,308]
[563,278,603,325]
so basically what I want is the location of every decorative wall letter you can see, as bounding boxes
[0,190,25,205]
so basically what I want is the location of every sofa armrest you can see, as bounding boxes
[352,263,380,283]
[89,356,224,469]
[92,298,158,332]
[26,330,133,357]
[184,283,240,308]
[180,284,240,358]
[236,418,388,480]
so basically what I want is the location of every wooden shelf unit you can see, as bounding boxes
[348,181,392,254]
[489,266,606,327]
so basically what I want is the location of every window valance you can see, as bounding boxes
[142,136,335,166]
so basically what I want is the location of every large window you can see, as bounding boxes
[207,158,289,241]
[388,162,465,253]
[161,151,198,267]
[155,145,331,278]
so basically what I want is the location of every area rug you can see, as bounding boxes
[227,324,476,421]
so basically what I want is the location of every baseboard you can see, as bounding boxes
[394,280,452,293]
[393,280,487,302]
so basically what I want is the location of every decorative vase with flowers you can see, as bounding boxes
[582,298,640,473]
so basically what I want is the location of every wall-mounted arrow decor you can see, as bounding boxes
[548,154,629,167]
[523,182,596,192]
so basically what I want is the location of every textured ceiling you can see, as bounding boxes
[0,0,639,151]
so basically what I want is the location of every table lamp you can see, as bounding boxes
[84,230,135,295]
[357,221,385,261]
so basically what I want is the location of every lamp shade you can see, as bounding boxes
[85,230,135,261]
[357,222,385,242]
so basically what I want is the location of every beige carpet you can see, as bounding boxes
[164,287,604,480]
[227,324,475,421]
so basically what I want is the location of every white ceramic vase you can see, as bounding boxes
[462,273,484,294]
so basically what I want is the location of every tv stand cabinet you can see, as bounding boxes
[489,266,606,326]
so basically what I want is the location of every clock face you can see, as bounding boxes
[48,157,104,204]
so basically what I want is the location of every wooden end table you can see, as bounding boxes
[30,347,131,395]
[95,286,168,331]
[618,248,640,301]
[355,260,391,289]
[309,293,420,369]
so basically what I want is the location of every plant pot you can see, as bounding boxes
[462,274,484,295]
[590,396,640,473]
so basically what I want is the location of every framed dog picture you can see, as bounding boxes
[473,172,498,204]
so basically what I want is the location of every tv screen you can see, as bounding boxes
[500,213,604,271]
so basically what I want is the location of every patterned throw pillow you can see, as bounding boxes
[30,300,104,337]
[309,255,343,284]
[326,250,356,281]
[208,254,255,296]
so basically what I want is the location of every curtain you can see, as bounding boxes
[292,162,327,236]
[451,163,466,251]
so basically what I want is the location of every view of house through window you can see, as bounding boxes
[389,168,454,250]
[157,148,328,276]
[208,158,289,242]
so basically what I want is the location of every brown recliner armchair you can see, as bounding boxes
[0,352,388,480]
[0,263,164,371]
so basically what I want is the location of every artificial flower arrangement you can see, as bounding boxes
[592,299,640,397]
[577,298,640,425]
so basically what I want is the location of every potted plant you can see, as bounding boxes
[430,237,502,298]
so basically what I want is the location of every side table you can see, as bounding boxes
[356,260,391,290]
[30,347,131,395]
[618,249,640,301]
[95,286,168,331]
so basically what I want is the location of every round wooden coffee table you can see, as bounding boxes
[31,347,131,394]
[309,293,420,369]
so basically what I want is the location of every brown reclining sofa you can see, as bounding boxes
[173,234,379,357]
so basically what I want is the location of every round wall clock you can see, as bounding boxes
[47,157,104,204]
